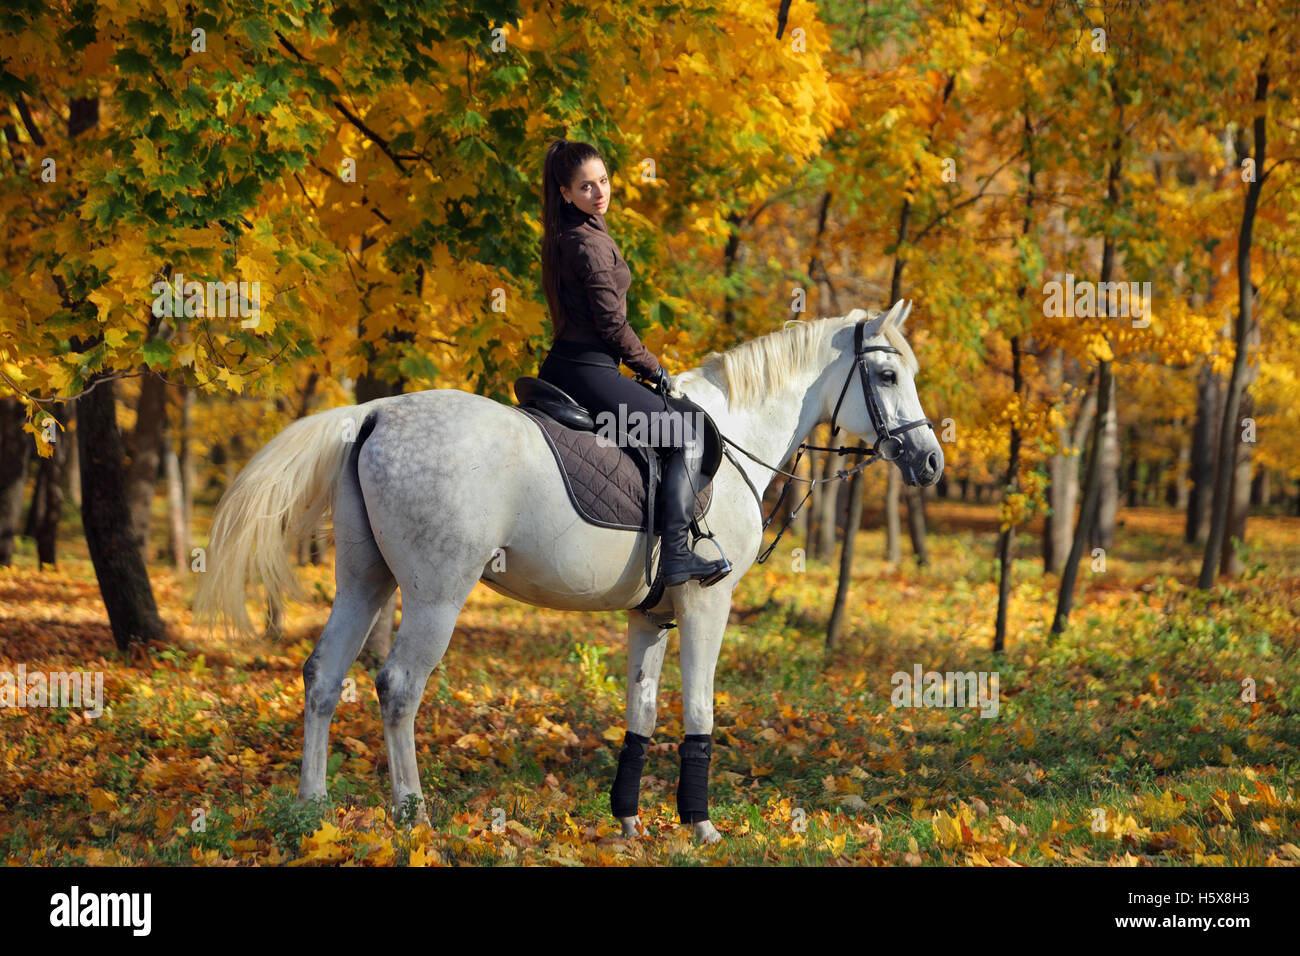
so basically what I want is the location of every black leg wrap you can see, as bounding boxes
[676,733,712,823]
[610,731,650,818]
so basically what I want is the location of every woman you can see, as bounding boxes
[537,139,730,588]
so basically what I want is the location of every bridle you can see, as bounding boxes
[715,313,933,564]
[827,318,933,460]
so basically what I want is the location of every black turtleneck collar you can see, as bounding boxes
[561,201,605,232]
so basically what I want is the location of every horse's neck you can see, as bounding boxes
[701,354,843,502]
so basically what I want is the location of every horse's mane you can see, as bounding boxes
[674,308,918,408]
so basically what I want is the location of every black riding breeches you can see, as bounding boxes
[538,349,697,457]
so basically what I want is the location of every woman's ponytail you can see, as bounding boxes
[541,138,603,340]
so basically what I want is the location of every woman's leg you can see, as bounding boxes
[539,354,729,586]
[539,356,685,454]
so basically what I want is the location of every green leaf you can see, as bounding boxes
[141,338,174,367]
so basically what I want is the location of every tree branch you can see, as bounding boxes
[15,93,46,147]
[276,31,409,174]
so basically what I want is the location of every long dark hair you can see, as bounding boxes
[542,138,604,340]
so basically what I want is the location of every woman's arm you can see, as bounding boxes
[574,241,663,380]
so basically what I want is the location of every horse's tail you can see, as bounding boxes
[193,403,377,638]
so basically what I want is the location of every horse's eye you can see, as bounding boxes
[880,369,897,385]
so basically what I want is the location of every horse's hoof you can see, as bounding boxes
[693,820,721,844]
[618,815,647,838]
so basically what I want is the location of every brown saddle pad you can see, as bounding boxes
[519,407,712,532]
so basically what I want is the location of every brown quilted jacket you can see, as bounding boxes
[552,201,662,379]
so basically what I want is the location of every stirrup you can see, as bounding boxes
[666,534,731,588]
[697,535,732,587]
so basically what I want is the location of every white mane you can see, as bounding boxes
[673,308,919,408]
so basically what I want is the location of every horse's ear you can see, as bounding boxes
[863,300,903,339]
[893,300,914,332]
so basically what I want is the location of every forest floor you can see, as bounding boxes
[1,502,1298,866]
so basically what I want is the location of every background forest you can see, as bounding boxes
[1,0,1297,867]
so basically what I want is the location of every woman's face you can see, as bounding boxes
[562,159,611,216]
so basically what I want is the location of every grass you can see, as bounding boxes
[0,501,1297,866]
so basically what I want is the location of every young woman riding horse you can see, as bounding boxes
[537,138,730,589]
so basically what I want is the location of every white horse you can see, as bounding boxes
[194,300,943,843]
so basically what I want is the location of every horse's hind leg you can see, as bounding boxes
[298,466,396,802]
[376,579,477,825]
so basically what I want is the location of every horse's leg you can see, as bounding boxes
[376,583,475,826]
[674,584,735,844]
[612,611,671,838]
[298,459,397,803]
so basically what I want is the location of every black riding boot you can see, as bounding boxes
[658,447,731,587]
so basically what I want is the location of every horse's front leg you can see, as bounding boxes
[612,611,670,838]
[674,584,734,844]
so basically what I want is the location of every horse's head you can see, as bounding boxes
[825,301,944,487]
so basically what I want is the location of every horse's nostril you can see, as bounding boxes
[926,452,938,474]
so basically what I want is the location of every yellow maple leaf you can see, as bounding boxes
[132,138,162,178]
[88,788,118,814]
[299,820,349,864]
[409,845,433,867]
[1139,790,1186,823]
[932,810,965,848]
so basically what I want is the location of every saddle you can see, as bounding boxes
[512,376,723,612]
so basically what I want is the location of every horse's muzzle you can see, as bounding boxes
[902,446,944,488]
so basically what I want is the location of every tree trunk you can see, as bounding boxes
[995,113,1035,653]
[1125,424,1141,508]
[882,467,900,565]
[1202,69,1267,590]
[1251,469,1270,508]
[1186,364,1219,543]
[1051,360,1113,637]
[816,451,840,560]
[1089,374,1119,552]
[807,190,840,317]
[1042,351,1092,574]
[903,485,928,566]
[78,377,167,650]
[23,445,46,539]
[31,403,68,567]
[825,470,865,651]
[1220,387,1255,576]
[64,400,81,508]
[994,335,1023,654]
[1052,123,1122,637]
[179,385,194,554]
[165,418,188,573]
[1173,416,1190,509]
[722,212,744,328]
[0,397,32,565]
[125,370,169,564]
[801,448,818,559]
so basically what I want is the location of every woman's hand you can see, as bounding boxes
[653,366,672,396]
